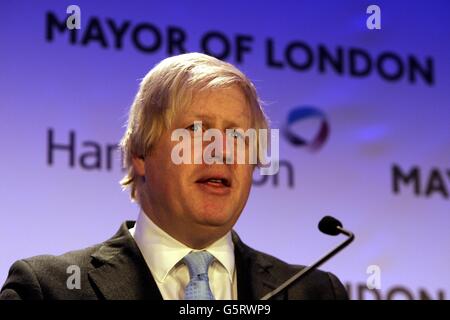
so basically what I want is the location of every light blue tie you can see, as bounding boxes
[183,251,215,300]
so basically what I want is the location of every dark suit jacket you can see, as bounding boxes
[0,221,348,300]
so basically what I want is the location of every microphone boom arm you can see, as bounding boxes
[260,226,354,300]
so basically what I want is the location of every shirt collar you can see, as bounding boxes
[130,210,235,283]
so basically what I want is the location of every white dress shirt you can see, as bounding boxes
[129,211,237,300]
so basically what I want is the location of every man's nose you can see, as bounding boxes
[206,130,233,164]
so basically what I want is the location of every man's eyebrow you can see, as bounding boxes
[187,113,249,128]
[187,113,214,122]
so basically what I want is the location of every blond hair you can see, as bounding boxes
[119,52,269,200]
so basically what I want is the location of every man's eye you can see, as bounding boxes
[187,123,202,132]
[228,129,244,140]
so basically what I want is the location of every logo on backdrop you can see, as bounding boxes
[283,106,330,152]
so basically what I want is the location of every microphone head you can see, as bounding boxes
[318,216,343,236]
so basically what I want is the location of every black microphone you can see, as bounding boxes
[260,215,355,300]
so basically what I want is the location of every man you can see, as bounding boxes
[0,53,348,300]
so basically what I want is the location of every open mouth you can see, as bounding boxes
[196,177,231,188]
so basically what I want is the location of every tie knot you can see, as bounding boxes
[183,251,215,279]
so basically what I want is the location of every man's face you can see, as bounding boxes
[133,85,255,248]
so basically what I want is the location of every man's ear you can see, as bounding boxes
[131,155,146,176]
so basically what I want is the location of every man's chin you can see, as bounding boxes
[194,211,237,230]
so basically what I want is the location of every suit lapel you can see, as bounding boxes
[88,221,163,300]
[232,231,282,300]
[87,223,286,300]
